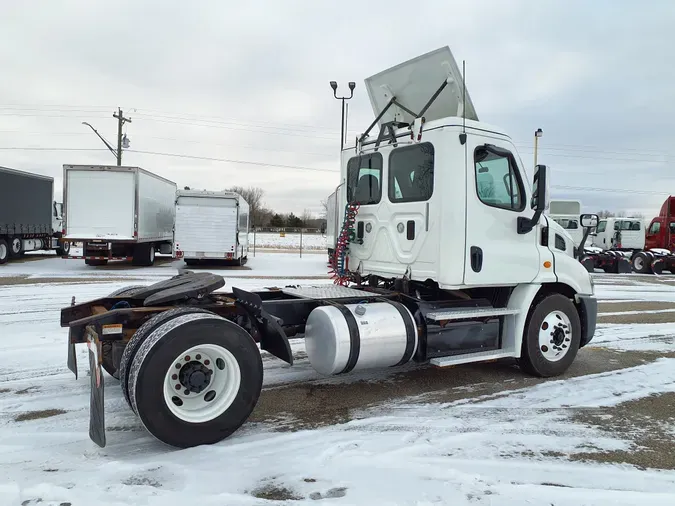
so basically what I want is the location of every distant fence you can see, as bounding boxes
[249,228,327,258]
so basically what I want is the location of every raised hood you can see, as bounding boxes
[364,46,478,127]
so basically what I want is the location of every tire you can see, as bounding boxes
[101,285,149,378]
[184,259,197,267]
[85,259,108,266]
[519,293,582,378]
[132,244,155,267]
[9,237,22,258]
[55,241,71,257]
[631,251,651,274]
[127,312,263,448]
[118,307,214,408]
[0,238,8,265]
[652,258,665,275]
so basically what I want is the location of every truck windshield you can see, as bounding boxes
[347,153,383,205]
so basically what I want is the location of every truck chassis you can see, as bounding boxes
[61,271,596,449]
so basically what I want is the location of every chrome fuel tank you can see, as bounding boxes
[304,301,418,375]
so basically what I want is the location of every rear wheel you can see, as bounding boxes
[118,307,214,408]
[631,251,651,274]
[519,293,581,378]
[133,244,155,266]
[0,239,8,264]
[127,312,263,448]
[55,240,70,257]
[101,285,148,378]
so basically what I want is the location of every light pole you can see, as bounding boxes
[534,128,543,168]
[82,108,132,166]
[330,81,355,151]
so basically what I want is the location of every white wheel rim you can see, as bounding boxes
[0,244,6,259]
[634,256,643,270]
[163,344,241,423]
[149,247,155,263]
[11,238,20,254]
[538,310,572,362]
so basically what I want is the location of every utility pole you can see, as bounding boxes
[82,107,132,166]
[113,108,132,166]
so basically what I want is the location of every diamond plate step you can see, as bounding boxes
[426,307,519,321]
[281,285,380,300]
[429,350,516,367]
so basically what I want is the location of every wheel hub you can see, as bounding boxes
[179,361,213,393]
[551,326,566,346]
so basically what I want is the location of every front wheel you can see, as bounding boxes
[127,311,263,448]
[631,251,651,274]
[519,293,582,378]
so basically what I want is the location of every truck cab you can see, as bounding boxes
[591,217,645,251]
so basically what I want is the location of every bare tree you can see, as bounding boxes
[301,209,314,226]
[227,186,265,226]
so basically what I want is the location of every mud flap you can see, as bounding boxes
[67,338,78,380]
[87,335,106,448]
[617,257,632,274]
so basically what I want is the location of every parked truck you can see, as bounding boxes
[630,196,675,274]
[173,190,250,266]
[548,200,583,247]
[62,165,176,266]
[60,46,597,449]
[0,166,70,264]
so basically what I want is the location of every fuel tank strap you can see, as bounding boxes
[330,303,361,374]
[385,300,417,366]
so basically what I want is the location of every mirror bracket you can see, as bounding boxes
[517,164,548,235]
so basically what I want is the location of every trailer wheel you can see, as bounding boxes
[0,239,8,265]
[652,258,665,275]
[8,237,22,258]
[631,252,651,274]
[118,307,214,408]
[127,312,262,448]
[55,241,70,257]
[132,244,155,266]
[519,293,581,378]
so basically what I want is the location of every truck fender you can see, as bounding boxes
[503,283,541,359]
[232,287,293,365]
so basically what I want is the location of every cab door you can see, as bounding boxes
[463,136,540,286]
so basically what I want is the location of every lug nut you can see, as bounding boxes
[196,354,201,360]
[185,355,191,361]
[172,374,178,380]
[175,364,181,369]
[204,360,210,366]
[175,384,181,390]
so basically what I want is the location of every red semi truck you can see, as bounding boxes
[631,196,675,274]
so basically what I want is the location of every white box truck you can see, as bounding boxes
[173,190,249,266]
[548,200,583,247]
[62,165,176,266]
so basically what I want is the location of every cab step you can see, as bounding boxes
[429,349,516,367]
[425,307,520,321]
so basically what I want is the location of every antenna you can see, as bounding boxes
[459,59,467,145]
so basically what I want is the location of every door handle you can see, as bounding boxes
[470,246,483,272]
[357,221,364,240]
[406,220,415,240]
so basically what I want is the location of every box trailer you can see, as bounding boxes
[548,200,583,247]
[0,166,70,264]
[173,190,249,266]
[60,46,597,450]
[62,165,176,266]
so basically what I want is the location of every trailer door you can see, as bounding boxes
[174,196,237,258]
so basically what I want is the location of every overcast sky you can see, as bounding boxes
[1,0,674,217]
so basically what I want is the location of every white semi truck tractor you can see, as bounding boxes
[60,46,598,449]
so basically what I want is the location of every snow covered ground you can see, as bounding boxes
[1,262,675,505]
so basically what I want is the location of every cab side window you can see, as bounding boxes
[474,146,525,211]
[388,143,434,203]
[347,153,383,205]
[649,222,661,234]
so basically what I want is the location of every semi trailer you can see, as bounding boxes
[0,166,70,264]
[62,165,176,266]
[60,46,598,449]
[173,190,250,266]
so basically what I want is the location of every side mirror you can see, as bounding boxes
[518,164,549,234]
[531,164,549,211]
[580,214,599,229]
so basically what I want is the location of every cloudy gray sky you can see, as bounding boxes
[1,0,674,217]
